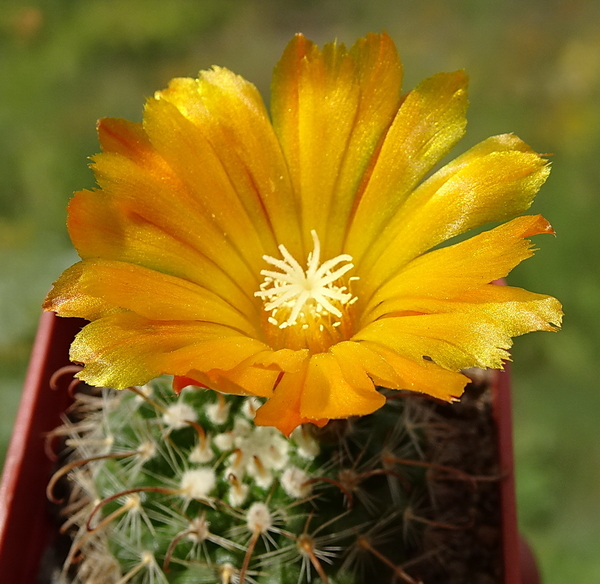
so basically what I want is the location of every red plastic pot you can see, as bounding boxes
[0,311,540,583]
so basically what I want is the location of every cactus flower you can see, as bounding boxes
[44,32,562,435]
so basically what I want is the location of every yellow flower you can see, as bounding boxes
[44,33,562,435]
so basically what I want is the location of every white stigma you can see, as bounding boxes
[255,230,357,328]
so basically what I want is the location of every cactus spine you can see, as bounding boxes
[49,373,491,584]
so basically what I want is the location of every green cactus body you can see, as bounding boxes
[50,375,485,584]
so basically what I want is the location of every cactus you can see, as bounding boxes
[48,371,500,584]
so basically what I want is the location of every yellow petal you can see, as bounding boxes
[372,285,562,337]
[157,346,309,397]
[254,364,315,436]
[345,70,469,263]
[189,366,280,399]
[71,313,262,389]
[249,348,310,374]
[357,137,550,300]
[330,341,405,390]
[67,189,257,316]
[300,353,386,420]
[354,312,513,371]
[141,97,270,271]
[97,117,152,159]
[359,341,469,401]
[461,285,563,335]
[88,149,260,297]
[364,214,554,322]
[156,69,303,260]
[271,32,403,257]
[44,259,258,337]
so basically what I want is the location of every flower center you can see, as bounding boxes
[255,230,357,330]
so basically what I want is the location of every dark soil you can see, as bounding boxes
[403,369,503,584]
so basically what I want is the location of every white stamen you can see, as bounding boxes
[255,230,357,328]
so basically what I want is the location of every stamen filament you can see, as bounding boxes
[254,230,357,330]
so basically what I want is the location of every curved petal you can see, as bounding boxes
[330,341,406,389]
[97,117,152,159]
[254,363,316,435]
[271,32,403,257]
[358,341,469,401]
[357,136,550,301]
[87,148,261,297]
[368,284,563,337]
[354,312,513,371]
[67,188,257,317]
[345,70,469,264]
[186,366,280,399]
[142,97,270,271]
[155,69,303,260]
[364,214,554,322]
[70,314,263,389]
[300,353,386,420]
[333,340,468,401]
[167,347,309,400]
[44,259,259,337]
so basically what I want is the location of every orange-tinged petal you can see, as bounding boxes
[88,150,260,297]
[151,337,271,376]
[357,139,550,300]
[70,313,259,389]
[67,188,257,317]
[300,353,386,420]
[156,346,309,398]
[141,97,270,271]
[354,312,513,371]
[157,69,303,260]
[97,117,152,159]
[364,214,554,322]
[271,32,403,257]
[173,375,208,394]
[330,341,405,390]
[190,366,280,398]
[345,70,468,263]
[254,364,314,435]
[360,341,469,401]
[249,348,310,374]
[164,346,309,400]
[44,259,258,337]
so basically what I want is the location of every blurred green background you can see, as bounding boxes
[1,0,598,581]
